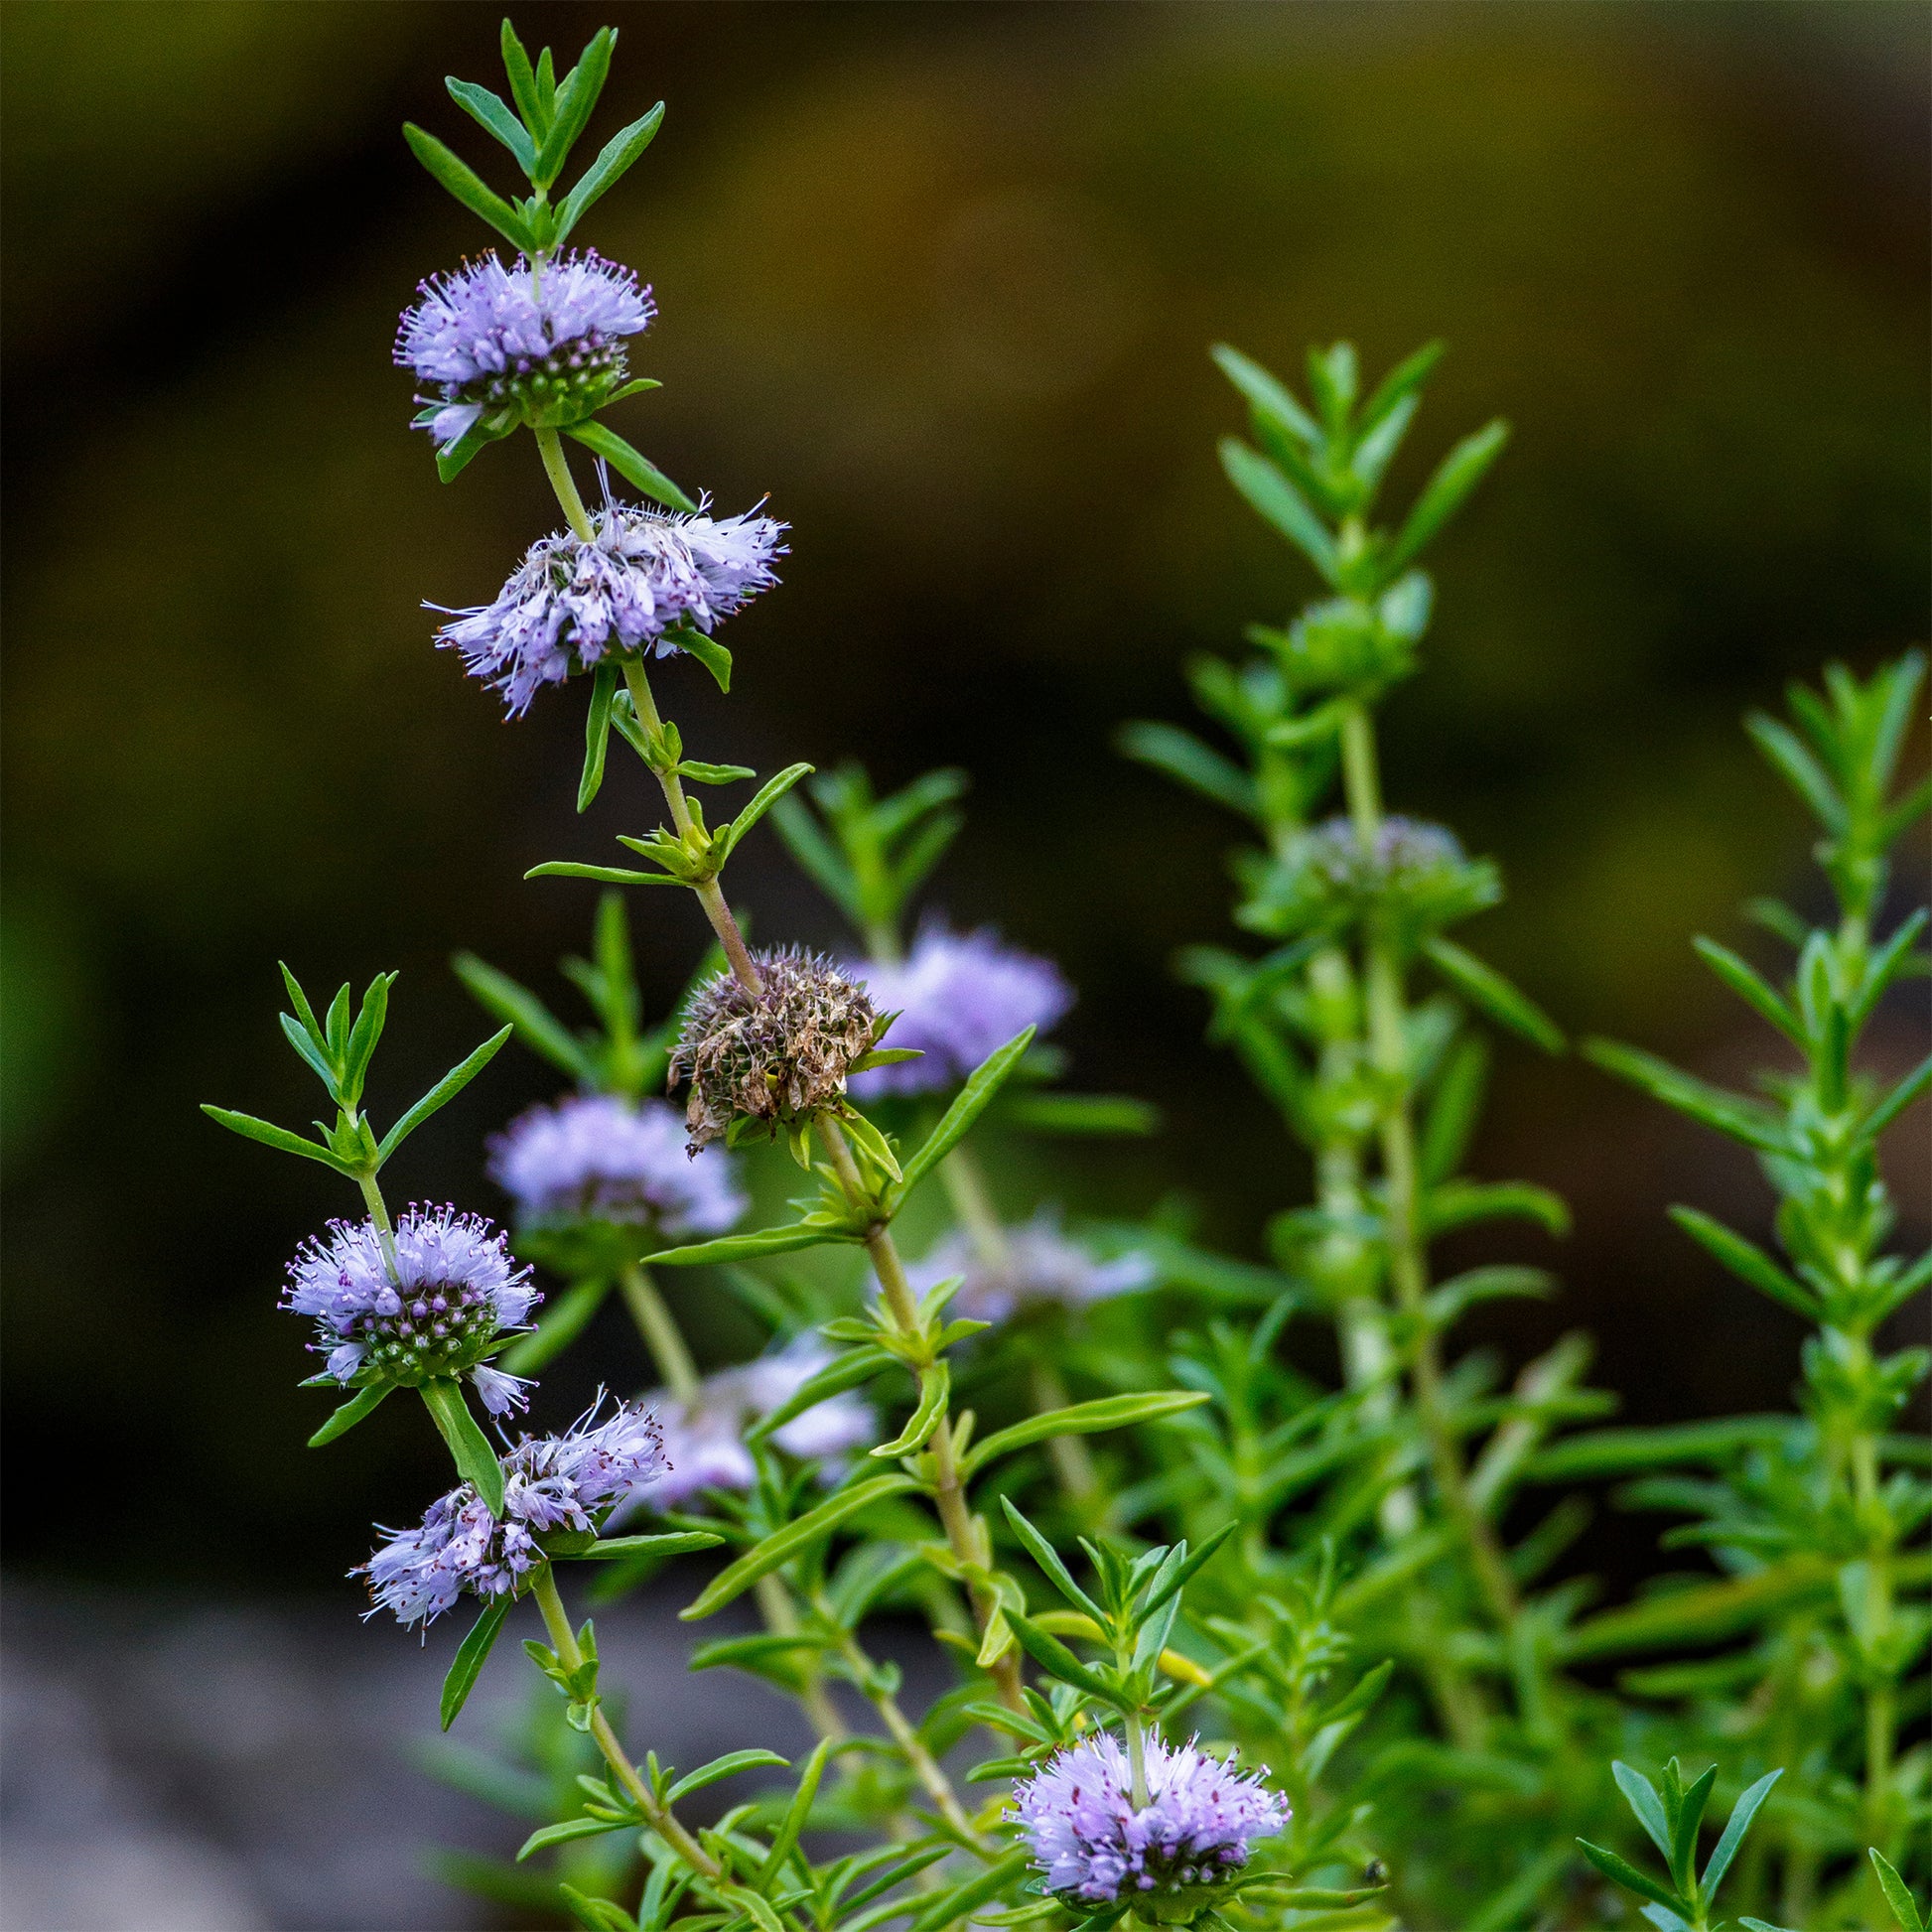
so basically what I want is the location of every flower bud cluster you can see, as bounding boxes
[671,947,879,1151]
[1241,814,1498,945]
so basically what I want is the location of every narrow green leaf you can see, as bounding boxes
[999,1498,1104,1622]
[579,1531,724,1560]
[871,1362,948,1457]
[1701,1769,1781,1898]
[651,1222,846,1269]
[1692,936,1803,1042]
[747,1345,891,1444]
[341,972,394,1106]
[1209,344,1323,449]
[1356,339,1445,437]
[376,1026,513,1165]
[516,1815,628,1862]
[1006,1610,1121,1706]
[897,1029,1036,1200]
[1668,1208,1820,1320]
[715,762,815,866]
[679,1474,920,1618]
[280,1011,340,1093]
[663,1747,789,1802]
[1575,1840,1684,1915]
[962,1391,1208,1479]
[1585,1038,1791,1155]
[1423,935,1564,1054]
[758,1735,832,1886]
[452,951,595,1084]
[836,1103,901,1182]
[1868,1849,1925,1932]
[676,760,758,785]
[768,793,858,920]
[1746,713,1846,830]
[1669,1763,1717,1891]
[531,27,615,186]
[402,124,534,249]
[555,103,665,243]
[433,408,517,482]
[1115,721,1257,818]
[999,1092,1160,1137]
[679,631,733,694]
[499,19,546,135]
[441,1596,513,1730]
[526,861,682,887]
[578,661,619,812]
[421,1378,507,1515]
[1865,1052,1932,1140]
[1385,419,1509,572]
[1421,1035,1488,1184]
[904,1850,1035,1932]
[309,1384,390,1449]
[1219,439,1338,582]
[563,421,696,511]
[1739,1919,1803,1932]
[446,77,537,173]
[201,1105,356,1174]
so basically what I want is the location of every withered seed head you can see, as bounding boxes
[669,946,879,1152]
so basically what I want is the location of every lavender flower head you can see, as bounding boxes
[396,250,655,450]
[1012,1732,1288,1910]
[284,1204,538,1412]
[620,1338,875,1513]
[909,1208,1154,1324]
[436,497,786,716]
[851,923,1072,1097]
[488,1094,747,1238]
[357,1398,666,1626]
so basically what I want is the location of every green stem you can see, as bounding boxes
[535,426,596,541]
[619,1261,700,1404]
[530,1567,720,1878]
[355,1166,401,1280]
[1124,1711,1150,1809]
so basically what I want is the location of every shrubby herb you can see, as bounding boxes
[199,20,1926,1931]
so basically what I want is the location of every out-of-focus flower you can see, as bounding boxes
[284,1205,539,1407]
[488,1093,746,1238]
[908,1208,1153,1324]
[621,1338,875,1513]
[851,924,1071,1096]
[435,499,786,716]
[357,1398,666,1625]
[1241,814,1498,943]
[1012,1732,1288,1908]
[671,947,877,1152]
[396,250,654,448]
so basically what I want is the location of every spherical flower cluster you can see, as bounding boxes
[357,1398,667,1625]
[621,1337,876,1514]
[284,1205,539,1411]
[671,947,878,1152]
[396,250,655,449]
[1244,814,1498,943]
[909,1208,1154,1324]
[435,498,787,716]
[1012,1732,1289,1910]
[488,1093,747,1238]
[850,924,1072,1097]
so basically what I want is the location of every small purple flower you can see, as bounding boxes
[1011,1732,1288,1908]
[488,1094,747,1238]
[357,1397,667,1625]
[619,1338,875,1514]
[396,250,655,448]
[435,498,787,716]
[284,1204,539,1405]
[909,1208,1153,1324]
[851,923,1072,1097]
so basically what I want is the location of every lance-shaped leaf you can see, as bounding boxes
[652,1221,850,1269]
[1422,936,1564,1055]
[1868,1851,1926,1932]
[1385,419,1509,573]
[747,1345,891,1444]
[421,1378,506,1516]
[377,1026,513,1165]
[714,763,815,868]
[500,1277,612,1375]
[896,1029,1035,1200]
[578,661,620,811]
[1210,343,1323,450]
[446,77,537,174]
[679,1473,920,1618]
[578,1531,724,1560]
[564,420,696,512]
[555,103,665,244]
[872,1363,949,1458]
[1116,721,1257,818]
[999,1092,1159,1136]
[663,1747,790,1802]
[999,1498,1104,1622]
[960,1390,1208,1479]
[402,124,535,249]
[452,952,596,1083]
[1005,1608,1123,1708]
[517,1815,631,1862]
[498,19,547,134]
[201,1105,357,1175]
[309,1384,390,1449]
[1866,1051,1932,1139]
[1667,1208,1820,1321]
[1691,936,1803,1042]
[531,27,615,186]
[1584,1039,1792,1155]
[1700,1768,1782,1900]
[441,1596,513,1730]
[434,409,517,483]
[1218,439,1339,583]
[679,631,733,694]
[904,1850,1035,1932]
[1574,1841,1685,1917]
[526,860,684,888]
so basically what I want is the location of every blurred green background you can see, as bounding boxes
[3,0,1926,1591]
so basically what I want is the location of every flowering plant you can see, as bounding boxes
[204,22,1927,1932]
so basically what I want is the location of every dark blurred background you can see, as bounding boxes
[1,2,1927,1919]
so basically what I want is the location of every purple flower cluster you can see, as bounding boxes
[850,924,1072,1097]
[1012,1732,1288,1907]
[396,250,655,449]
[284,1205,539,1412]
[621,1338,875,1513]
[909,1208,1153,1324]
[435,498,787,715]
[488,1094,746,1237]
[358,1398,667,1626]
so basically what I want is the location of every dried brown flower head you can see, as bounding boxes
[670,947,879,1152]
